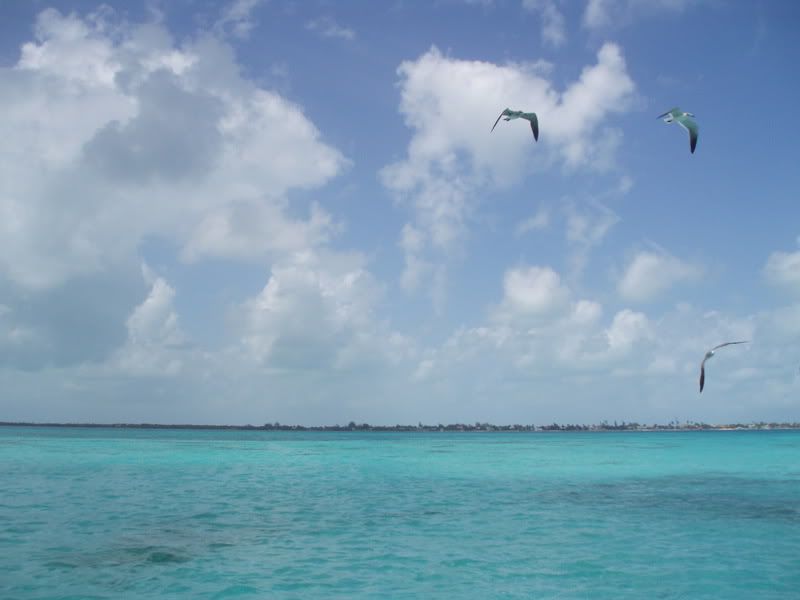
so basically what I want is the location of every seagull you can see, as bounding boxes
[491,108,539,141]
[699,341,748,393]
[658,107,698,154]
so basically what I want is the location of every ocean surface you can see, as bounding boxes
[1,427,799,599]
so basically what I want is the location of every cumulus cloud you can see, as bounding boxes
[405,275,788,424]
[416,256,784,410]
[494,265,571,320]
[0,6,378,392]
[424,268,652,383]
[483,264,643,369]
[382,43,635,303]
[83,70,224,182]
[386,42,634,179]
[182,201,339,263]
[0,8,348,291]
[236,251,411,371]
[604,308,651,354]
[618,250,703,302]
[413,265,604,384]
[0,265,147,370]
[112,267,186,376]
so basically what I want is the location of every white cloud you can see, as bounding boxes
[483,266,619,368]
[604,308,651,354]
[572,299,603,325]
[0,8,348,290]
[182,201,339,263]
[618,250,703,302]
[112,268,186,376]
[522,0,567,47]
[127,267,182,345]
[496,265,571,319]
[306,17,356,41]
[237,251,410,371]
[387,42,634,178]
[399,280,793,424]
[428,288,631,381]
[382,43,635,303]
[764,250,800,293]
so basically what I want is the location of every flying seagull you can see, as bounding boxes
[699,341,748,393]
[492,108,539,141]
[658,107,698,154]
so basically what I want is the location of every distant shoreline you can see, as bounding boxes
[1,421,799,432]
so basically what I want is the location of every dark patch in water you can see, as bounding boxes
[146,550,190,564]
[191,511,218,520]
[122,545,191,564]
[50,544,193,569]
[538,475,800,524]
[208,541,236,550]
[44,559,78,570]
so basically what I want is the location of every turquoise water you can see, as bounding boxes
[1,427,799,599]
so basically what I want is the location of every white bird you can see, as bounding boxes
[699,341,748,393]
[491,108,539,141]
[658,107,699,154]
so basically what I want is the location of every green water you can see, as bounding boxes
[1,427,799,598]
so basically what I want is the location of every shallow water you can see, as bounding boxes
[1,427,799,598]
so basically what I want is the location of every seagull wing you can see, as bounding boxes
[657,107,681,119]
[711,340,749,351]
[491,109,510,132]
[528,113,539,141]
[699,363,705,393]
[675,114,699,153]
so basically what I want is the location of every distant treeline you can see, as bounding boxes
[1,420,799,432]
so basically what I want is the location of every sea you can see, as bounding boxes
[1,426,799,599]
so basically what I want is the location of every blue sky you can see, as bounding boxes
[1,0,799,425]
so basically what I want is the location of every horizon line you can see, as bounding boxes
[2,420,799,432]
